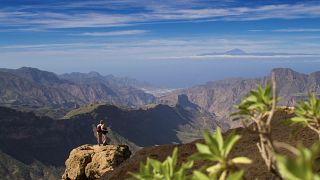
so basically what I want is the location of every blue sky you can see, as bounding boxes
[0,0,320,87]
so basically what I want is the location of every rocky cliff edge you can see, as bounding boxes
[62,144,131,180]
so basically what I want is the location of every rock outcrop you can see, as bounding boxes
[62,144,131,180]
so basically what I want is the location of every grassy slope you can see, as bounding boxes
[63,102,107,119]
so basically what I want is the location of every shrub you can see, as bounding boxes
[129,128,251,180]
[275,142,320,180]
[290,94,320,140]
[129,147,193,180]
[232,74,279,175]
[191,128,251,180]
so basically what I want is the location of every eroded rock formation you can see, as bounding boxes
[62,144,131,180]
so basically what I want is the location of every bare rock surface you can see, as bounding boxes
[62,144,131,180]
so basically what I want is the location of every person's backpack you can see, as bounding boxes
[96,124,102,133]
[101,124,108,134]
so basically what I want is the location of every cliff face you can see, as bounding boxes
[159,68,320,127]
[62,144,131,180]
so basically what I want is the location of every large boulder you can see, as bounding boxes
[62,144,131,180]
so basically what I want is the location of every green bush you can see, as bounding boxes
[129,128,250,180]
[232,84,274,119]
[191,128,251,180]
[232,82,279,175]
[276,143,320,180]
[129,147,193,180]
[290,94,320,139]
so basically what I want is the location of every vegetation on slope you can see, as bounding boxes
[124,75,320,180]
[63,102,108,119]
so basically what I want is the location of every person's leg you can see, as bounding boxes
[102,134,107,145]
[105,135,109,145]
[97,132,102,146]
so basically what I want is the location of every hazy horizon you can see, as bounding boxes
[2,57,320,88]
[1,0,320,88]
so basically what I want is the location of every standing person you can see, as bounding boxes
[96,120,104,146]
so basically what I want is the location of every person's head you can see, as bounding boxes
[100,120,104,124]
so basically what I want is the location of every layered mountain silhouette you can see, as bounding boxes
[59,71,156,93]
[0,67,155,117]
[1,67,320,179]
[0,94,220,179]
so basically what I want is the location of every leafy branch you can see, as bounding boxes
[129,147,193,180]
[191,128,251,180]
[275,142,320,180]
[289,94,320,140]
[232,73,280,176]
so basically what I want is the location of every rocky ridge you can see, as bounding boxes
[0,67,155,115]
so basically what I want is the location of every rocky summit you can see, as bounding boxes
[62,144,131,180]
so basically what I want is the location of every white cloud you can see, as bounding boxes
[162,54,320,60]
[1,36,318,62]
[272,28,320,32]
[248,29,265,32]
[0,2,320,30]
[79,30,148,36]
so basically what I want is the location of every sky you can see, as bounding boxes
[0,0,320,87]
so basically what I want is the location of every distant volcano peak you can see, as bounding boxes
[225,48,246,55]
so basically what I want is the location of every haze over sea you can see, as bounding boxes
[1,57,319,88]
[1,0,320,88]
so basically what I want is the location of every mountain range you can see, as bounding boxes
[0,67,156,118]
[0,93,221,179]
[1,67,320,179]
[159,68,320,127]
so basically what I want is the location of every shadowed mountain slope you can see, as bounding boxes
[69,94,221,146]
[0,94,220,179]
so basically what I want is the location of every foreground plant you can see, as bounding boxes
[290,94,320,140]
[191,128,251,180]
[129,147,193,180]
[232,73,280,176]
[275,142,320,180]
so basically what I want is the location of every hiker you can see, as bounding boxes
[96,120,108,146]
